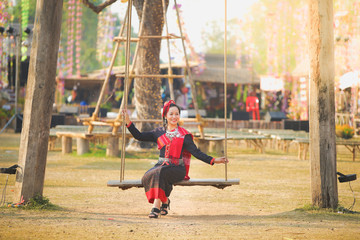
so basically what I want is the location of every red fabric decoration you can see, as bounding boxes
[162,100,176,118]
[157,126,192,180]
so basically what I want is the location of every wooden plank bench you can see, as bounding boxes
[335,139,360,162]
[49,125,132,156]
[293,138,309,160]
[293,138,360,161]
[251,129,308,153]
[228,133,271,154]
[107,178,240,190]
[192,128,271,154]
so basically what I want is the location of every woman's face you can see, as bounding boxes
[166,106,180,127]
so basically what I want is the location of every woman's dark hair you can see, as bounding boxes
[163,103,181,129]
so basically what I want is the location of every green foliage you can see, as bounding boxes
[100,102,112,111]
[23,195,61,210]
[0,108,11,120]
[202,20,226,54]
[0,109,7,119]
[201,19,239,54]
[336,124,355,139]
[7,0,37,24]
[10,0,121,75]
[79,4,103,74]
[81,47,102,73]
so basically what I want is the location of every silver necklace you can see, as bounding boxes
[166,127,180,139]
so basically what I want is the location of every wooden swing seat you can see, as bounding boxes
[107,178,239,190]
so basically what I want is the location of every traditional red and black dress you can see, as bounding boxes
[126,122,215,203]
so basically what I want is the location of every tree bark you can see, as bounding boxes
[132,0,167,143]
[14,0,63,202]
[308,0,338,208]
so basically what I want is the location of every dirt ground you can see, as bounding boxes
[0,132,360,240]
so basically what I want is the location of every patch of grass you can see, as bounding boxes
[296,204,360,215]
[71,149,106,158]
[0,149,18,163]
[23,195,62,211]
[296,204,321,212]
[71,146,159,159]
[125,151,158,159]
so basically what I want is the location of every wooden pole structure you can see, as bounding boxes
[14,0,63,203]
[308,0,338,208]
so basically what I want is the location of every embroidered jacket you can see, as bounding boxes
[126,122,215,179]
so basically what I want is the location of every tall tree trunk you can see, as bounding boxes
[14,0,63,202]
[132,0,168,147]
[308,0,338,209]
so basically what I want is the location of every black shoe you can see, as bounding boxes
[148,208,160,218]
[160,199,170,216]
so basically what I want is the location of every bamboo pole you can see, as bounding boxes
[116,74,185,78]
[114,35,185,42]
[138,35,184,39]
[82,117,200,125]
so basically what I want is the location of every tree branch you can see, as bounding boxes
[81,0,118,14]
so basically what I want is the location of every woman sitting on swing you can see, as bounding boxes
[122,100,228,218]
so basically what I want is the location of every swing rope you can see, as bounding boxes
[224,0,228,181]
[120,0,133,182]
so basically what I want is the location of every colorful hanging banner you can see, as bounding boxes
[75,0,82,76]
[96,7,115,69]
[0,0,10,88]
[21,0,29,60]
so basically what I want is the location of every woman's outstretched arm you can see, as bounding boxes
[121,109,157,142]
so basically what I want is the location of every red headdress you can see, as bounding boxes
[162,100,175,118]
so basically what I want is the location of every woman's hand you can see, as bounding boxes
[213,157,229,164]
[121,108,131,125]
